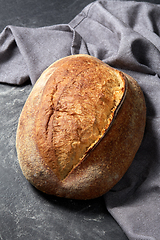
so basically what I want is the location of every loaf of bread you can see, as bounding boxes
[16,54,146,200]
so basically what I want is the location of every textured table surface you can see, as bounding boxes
[0,0,158,240]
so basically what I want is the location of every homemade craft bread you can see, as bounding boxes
[16,54,146,200]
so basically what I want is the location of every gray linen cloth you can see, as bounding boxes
[0,0,160,239]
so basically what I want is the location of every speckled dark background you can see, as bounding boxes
[0,0,159,239]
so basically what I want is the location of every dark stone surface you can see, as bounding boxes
[0,0,159,239]
[0,82,128,240]
[0,0,94,31]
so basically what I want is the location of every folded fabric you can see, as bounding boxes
[0,0,160,239]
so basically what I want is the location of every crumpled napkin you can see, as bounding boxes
[0,1,160,239]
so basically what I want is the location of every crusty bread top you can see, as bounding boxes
[16,54,146,199]
[35,55,126,180]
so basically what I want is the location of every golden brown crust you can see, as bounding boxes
[16,54,146,200]
[35,55,126,181]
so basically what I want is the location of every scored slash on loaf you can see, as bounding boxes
[16,54,146,200]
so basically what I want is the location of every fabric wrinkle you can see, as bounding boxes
[1,0,160,239]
